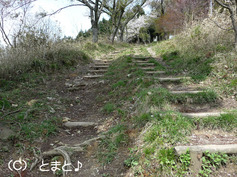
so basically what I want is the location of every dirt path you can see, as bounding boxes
[27,51,128,177]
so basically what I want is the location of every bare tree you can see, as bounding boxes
[76,0,106,43]
[40,0,106,43]
[0,0,36,47]
[214,0,237,47]
[119,4,145,41]
[104,0,147,43]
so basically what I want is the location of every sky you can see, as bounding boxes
[32,0,95,38]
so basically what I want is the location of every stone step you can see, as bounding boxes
[89,70,107,73]
[155,77,191,82]
[145,71,166,75]
[175,144,237,155]
[64,122,98,128]
[83,75,103,79]
[182,112,225,118]
[171,90,204,94]
[137,63,155,66]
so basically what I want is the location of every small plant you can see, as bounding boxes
[102,103,116,114]
[179,149,191,171]
[199,151,228,177]
[158,148,177,170]
[124,147,140,168]
[98,124,129,164]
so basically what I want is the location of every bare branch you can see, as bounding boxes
[214,0,231,10]
[44,4,85,17]
[209,18,233,31]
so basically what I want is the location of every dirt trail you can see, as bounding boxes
[27,51,128,177]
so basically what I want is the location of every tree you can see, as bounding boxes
[156,0,209,36]
[214,0,237,47]
[78,0,107,43]
[118,4,145,41]
[104,0,147,43]
[0,0,37,47]
[45,0,106,43]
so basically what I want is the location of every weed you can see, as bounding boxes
[196,112,237,131]
[102,103,116,114]
[134,113,153,126]
[199,151,228,177]
[112,80,127,89]
[98,124,129,164]
[20,118,58,140]
[144,113,193,145]
[158,148,177,170]
[179,149,191,172]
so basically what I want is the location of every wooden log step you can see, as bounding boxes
[145,71,166,75]
[91,66,109,69]
[64,122,98,128]
[156,77,191,82]
[94,60,112,64]
[133,60,149,63]
[182,112,225,118]
[94,63,110,66]
[137,63,155,66]
[83,75,103,79]
[175,144,237,155]
[141,67,156,70]
[133,56,151,60]
[171,90,203,94]
[89,70,107,73]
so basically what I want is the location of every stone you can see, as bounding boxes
[0,124,16,141]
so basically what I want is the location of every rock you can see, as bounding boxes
[12,104,18,107]
[99,80,105,84]
[65,83,73,87]
[1,146,9,152]
[62,117,71,122]
[47,97,55,101]
[27,99,38,107]
[0,124,16,141]
[49,107,56,114]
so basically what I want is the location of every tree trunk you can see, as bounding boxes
[229,10,237,48]
[119,26,125,42]
[111,10,124,44]
[92,27,98,43]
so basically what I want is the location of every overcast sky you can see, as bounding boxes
[32,0,108,38]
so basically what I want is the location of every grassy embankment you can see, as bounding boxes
[97,15,237,176]
[0,39,126,153]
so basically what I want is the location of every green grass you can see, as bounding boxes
[138,88,218,109]
[200,151,228,177]
[102,103,116,114]
[20,118,58,140]
[143,113,193,145]
[98,124,129,164]
[162,51,213,81]
[0,71,62,141]
[195,112,237,131]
